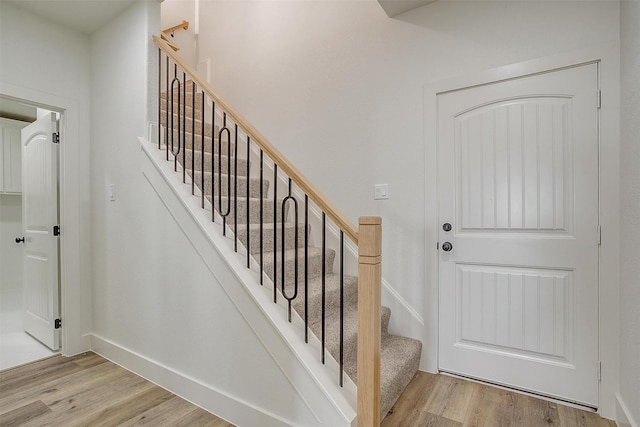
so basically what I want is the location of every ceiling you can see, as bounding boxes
[6,0,434,34]
[7,0,138,35]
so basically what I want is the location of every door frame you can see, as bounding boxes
[423,43,620,419]
[1,82,91,357]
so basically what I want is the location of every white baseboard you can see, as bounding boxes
[616,394,638,427]
[90,333,290,427]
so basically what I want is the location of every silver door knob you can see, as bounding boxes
[442,242,453,252]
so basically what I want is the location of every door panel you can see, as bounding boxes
[457,98,573,233]
[456,264,573,362]
[438,63,599,406]
[22,112,59,351]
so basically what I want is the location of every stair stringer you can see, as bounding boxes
[139,137,357,427]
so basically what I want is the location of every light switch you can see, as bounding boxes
[108,184,116,201]
[374,184,389,200]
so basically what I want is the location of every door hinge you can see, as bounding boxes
[53,225,60,236]
[55,318,62,329]
[597,225,602,245]
[52,132,60,144]
[597,361,602,381]
[596,90,602,109]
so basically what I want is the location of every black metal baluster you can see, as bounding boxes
[170,64,181,172]
[201,91,205,208]
[339,230,344,387]
[246,136,251,268]
[321,212,326,364]
[182,71,186,181]
[304,194,309,343]
[211,101,215,222]
[260,150,264,285]
[218,113,231,236]
[273,164,278,303]
[170,63,175,158]
[157,48,161,150]
[234,124,238,252]
[165,56,169,160]
[281,179,298,323]
[191,81,195,194]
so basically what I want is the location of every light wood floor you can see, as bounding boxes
[0,352,616,426]
[0,352,232,426]
[382,371,616,427]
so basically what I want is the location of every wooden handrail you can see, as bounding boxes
[162,20,189,35]
[160,33,180,52]
[153,35,359,244]
[161,20,189,52]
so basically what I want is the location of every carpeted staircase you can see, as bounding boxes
[160,85,422,419]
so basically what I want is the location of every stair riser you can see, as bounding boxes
[262,250,335,284]
[193,171,268,199]
[178,151,248,176]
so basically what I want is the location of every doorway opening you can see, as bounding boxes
[0,95,61,370]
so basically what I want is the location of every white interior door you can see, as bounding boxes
[21,112,60,351]
[437,63,599,407]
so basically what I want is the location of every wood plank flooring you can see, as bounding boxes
[382,371,616,427]
[0,352,232,426]
[1,352,616,426]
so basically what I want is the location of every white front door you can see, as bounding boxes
[21,112,60,351]
[437,63,599,406]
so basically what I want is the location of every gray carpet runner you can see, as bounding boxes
[160,87,422,419]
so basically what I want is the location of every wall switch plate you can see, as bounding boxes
[108,184,116,201]
[374,184,389,200]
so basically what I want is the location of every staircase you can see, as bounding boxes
[157,48,421,423]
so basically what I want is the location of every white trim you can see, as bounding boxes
[90,333,289,427]
[0,81,90,357]
[616,394,638,427]
[423,42,620,419]
[138,137,356,426]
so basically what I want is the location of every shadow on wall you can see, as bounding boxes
[394,1,619,68]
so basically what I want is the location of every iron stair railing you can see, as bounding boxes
[154,35,382,426]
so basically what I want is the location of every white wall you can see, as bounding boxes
[161,0,197,68]
[619,1,640,425]
[0,1,92,355]
[195,0,619,347]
